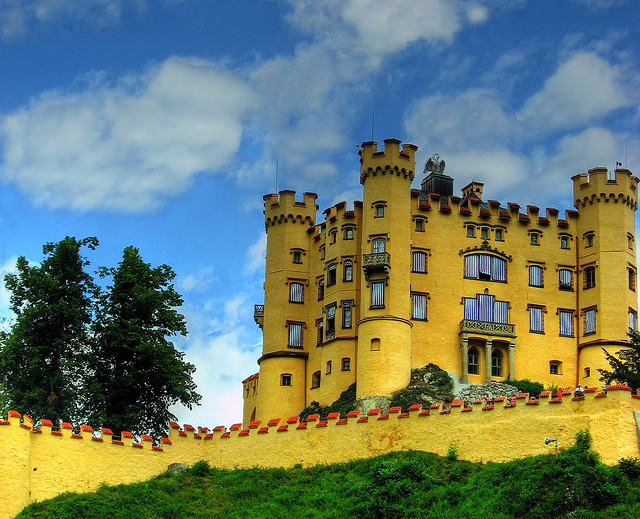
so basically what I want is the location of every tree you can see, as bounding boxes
[599,331,640,393]
[88,246,201,438]
[0,237,98,423]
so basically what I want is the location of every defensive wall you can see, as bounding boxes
[2,388,640,519]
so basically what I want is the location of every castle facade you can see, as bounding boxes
[243,139,638,425]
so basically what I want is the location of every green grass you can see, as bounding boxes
[17,437,640,519]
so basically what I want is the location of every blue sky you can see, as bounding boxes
[0,0,638,429]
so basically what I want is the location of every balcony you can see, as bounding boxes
[254,305,264,329]
[460,319,515,338]
[362,252,391,280]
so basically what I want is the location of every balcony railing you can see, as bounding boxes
[254,304,264,329]
[362,252,391,280]
[460,319,515,337]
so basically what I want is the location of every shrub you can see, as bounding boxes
[500,379,544,397]
[189,460,211,477]
[447,442,458,461]
[618,457,640,480]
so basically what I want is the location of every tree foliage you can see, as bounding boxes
[0,238,201,436]
[598,331,640,392]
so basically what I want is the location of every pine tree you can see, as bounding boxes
[599,331,640,393]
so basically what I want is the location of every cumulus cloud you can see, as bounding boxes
[245,234,266,276]
[0,57,258,212]
[518,52,630,132]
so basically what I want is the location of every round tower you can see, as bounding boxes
[256,190,317,423]
[356,139,417,399]
[572,167,638,386]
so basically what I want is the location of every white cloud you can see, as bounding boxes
[518,52,630,132]
[245,234,266,275]
[0,57,258,212]
[179,266,215,294]
[570,0,631,10]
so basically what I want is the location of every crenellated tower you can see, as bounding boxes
[356,139,417,398]
[254,190,318,423]
[572,167,639,385]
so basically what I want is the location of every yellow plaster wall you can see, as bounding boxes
[3,390,640,519]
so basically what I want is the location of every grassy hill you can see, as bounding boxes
[17,433,640,519]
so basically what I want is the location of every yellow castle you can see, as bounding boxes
[243,138,638,425]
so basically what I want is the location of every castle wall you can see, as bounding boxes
[2,389,639,519]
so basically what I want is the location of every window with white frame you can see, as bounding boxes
[549,361,562,375]
[341,357,351,371]
[288,322,303,348]
[342,300,352,328]
[370,281,385,308]
[559,309,574,337]
[289,282,304,303]
[411,293,427,320]
[584,307,596,335]
[559,268,573,290]
[372,237,386,253]
[529,265,543,287]
[529,305,544,333]
[412,251,427,273]
[464,254,507,282]
[343,260,353,282]
[629,309,637,333]
[344,228,354,240]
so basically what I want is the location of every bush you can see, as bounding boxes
[618,457,640,480]
[189,460,211,477]
[500,379,544,397]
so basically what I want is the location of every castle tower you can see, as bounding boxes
[255,190,317,423]
[572,167,638,385]
[356,139,417,398]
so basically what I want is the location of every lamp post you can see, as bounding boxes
[544,437,558,455]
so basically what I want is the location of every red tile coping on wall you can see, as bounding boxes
[561,389,573,396]
[608,384,631,391]
[32,429,42,434]
[101,428,113,435]
[367,408,381,416]
[398,413,410,419]
[91,437,103,442]
[494,396,506,402]
[430,402,441,409]
[539,391,550,398]
[277,425,288,432]
[526,398,539,405]
[20,423,32,430]
[489,200,501,207]
[516,393,527,399]
[79,424,93,433]
[388,406,402,414]
[152,446,163,452]
[40,419,53,427]
[408,404,422,411]
[213,426,225,432]
[357,417,369,423]
[230,423,242,431]
[418,410,431,417]
[473,399,484,405]
[482,404,494,411]
[0,420,10,425]
[440,205,451,213]
[267,418,281,426]
[440,408,451,414]
[345,410,360,418]
[549,398,562,403]
[61,422,73,429]
[286,416,299,424]
[132,443,143,448]
[111,439,124,445]
[179,431,187,437]
[306,414,320,422]
[198,426,208,433]
[169,421,180,429]
[326,412,340,420]
[221,432,231,439]
[316,421,328,428]
[504,403,516,408]
[141,435,153,442]
[161,438,172,445]
[193,434,202,440]
[8,410,21,418]
[257,427,269,434]
[572,396,585,401]
[238,430,250,437]
[51,430,63,436]
[584,387,597,393]
[205,434,213,440]
[183,424,195,431]
[296,422,308,430]
[451,399,464,407]
[248,421,261,428]
[461,407,473,412]
[595,393,607,399]
[377,414,389,421]
[121,431,134,439]
[460,207,471,215]
[71,433,83,439]
[336,418,348,425]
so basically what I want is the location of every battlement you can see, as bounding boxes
[1,388,639,519]
[359,139,418,185]
[263,190,318,229]
[572,167,638,209]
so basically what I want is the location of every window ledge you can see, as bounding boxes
[529,330,545,334]
[559,334,575,338]
[529,284,544,288]
[370,305,385,310]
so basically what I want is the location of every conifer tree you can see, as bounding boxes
[599,331,640,392]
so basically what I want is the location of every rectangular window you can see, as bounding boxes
[316,318,323,346]
[530,234,539,246]
[342,301,352,328]
[629,309,637,333]
[463,254,506,282]
[584,308,596,335]
[372,238,385,253]
[411,293,427,320]
[376,205,384,217]
[463,296,508,324]
[289,282,304,303]
[343,261,353,282]
[629,268,636,291]
[344,228,354,240]
[495,229,504,241]
[467,227,475,238]
[550,362,560,375]
[481,228,488,240]
[561,237,569,249]
[281,374,292,386]
[529,306,544,333]
[559,310,574,337]
[415,220,424,232]
[288,322,303,348]
[330,231,337,244]
[341,358,351,371]
[318,279,324,300]
[559,269,573,290]
[584,267,596,289]
[529,265,543,287]
[326,304,336,338]
[371,281,385,308]
[327,264,337,286]
[412,251,427,273]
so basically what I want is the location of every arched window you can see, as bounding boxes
[327,263,337,286]
[311,371,321,388]
[343,260,353,282]
[318,279,324,300]
[491,350,503,377]
[326,361,332,374]
[468,347,479,375]
[372,238,386,253]
[289,282,304,303]
[463,253,506,282]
